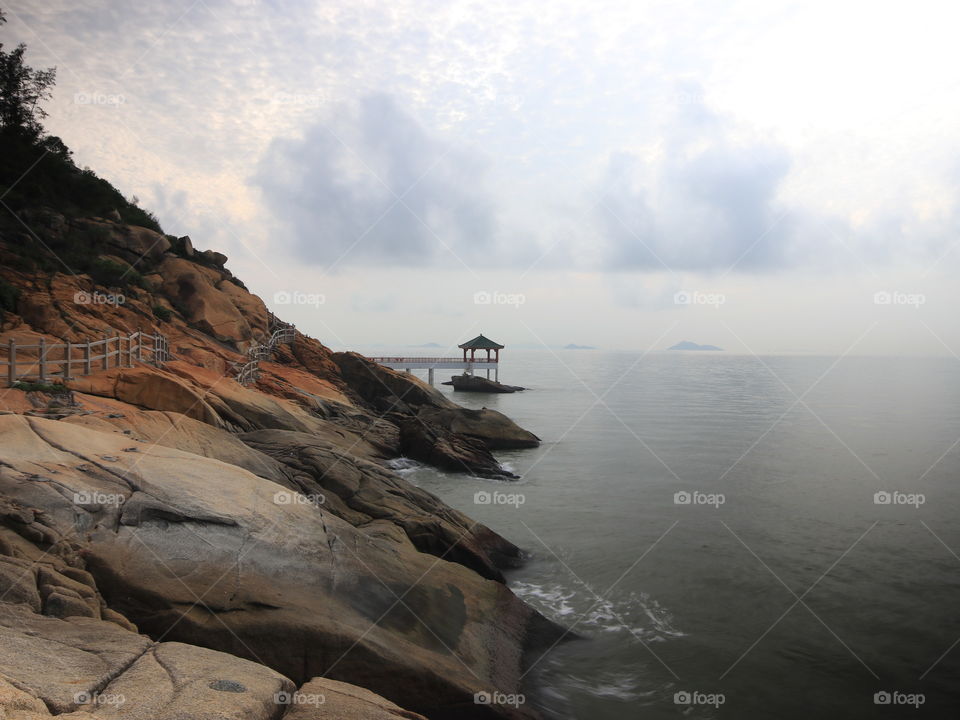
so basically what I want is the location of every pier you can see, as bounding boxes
[368,334,505,385]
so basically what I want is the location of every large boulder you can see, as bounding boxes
[0,603,152,713]
[89,642,293,719]
[0,415,563,719]
[418,407,541,450]
[397,417,517,478]
[332,353,539,474]
[68,365,222,427]
[283,677,427,719]
[158,256,251,343]
[239,428,523,580]
[332,352,457,413]
[443,375,524,393]
[0,601,432,720]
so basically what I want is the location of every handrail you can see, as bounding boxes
[1,328,170,387]
[235,314,296,386]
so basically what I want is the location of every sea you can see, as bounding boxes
[387,349,960,718]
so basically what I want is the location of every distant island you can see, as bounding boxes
[564,343,597,350]
[409,342,443,348]
[668,340,723,351]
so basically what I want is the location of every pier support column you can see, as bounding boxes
[428,368,434,385]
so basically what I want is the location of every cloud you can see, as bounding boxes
[252,93,501,268]
[596,96,798,273]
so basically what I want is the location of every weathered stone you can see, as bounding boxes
[240,428,524,580]
[283,676,428,719]
[0,415,562,719]
[89,642,293,720]
[158,256,250,343]
[43,590,99,619]
[199,249,227,267]
[177,235,195,257]
[0,556,41,611]
[0,603,152,714]
[398,416,516,479]
[418,407,541,450]
[443,374,525,393]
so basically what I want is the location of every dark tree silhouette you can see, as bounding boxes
[0,8,57,139]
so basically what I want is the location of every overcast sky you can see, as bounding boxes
[6,0,960,355]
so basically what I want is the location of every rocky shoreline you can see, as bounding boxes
[0,213,565,719]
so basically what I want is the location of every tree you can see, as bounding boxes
[0,8,56,139]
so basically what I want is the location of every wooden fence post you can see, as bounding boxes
[65,340,72,380]
[38,338,47,382]
[83,340,91,375]
[102,333,109,371]
[136,327,143,362]
[7,338,15,386]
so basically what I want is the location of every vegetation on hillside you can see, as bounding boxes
[0,8,163,233]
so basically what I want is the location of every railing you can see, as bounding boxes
[367,356,499,364]
[1,329,170,387]
[236,314,296,386]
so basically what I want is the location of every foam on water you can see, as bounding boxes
[385,457,423,475]
[511,581,683,642]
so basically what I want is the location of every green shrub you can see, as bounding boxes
[87,258,144,290]
[152,304,172,322]
[11,380,68,394]
[0,278,19,313]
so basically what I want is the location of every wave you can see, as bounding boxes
[385,457,425,478]
[511,581,684,642]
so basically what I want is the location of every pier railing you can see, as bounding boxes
[367,356,498,364]
[1,329,170,387]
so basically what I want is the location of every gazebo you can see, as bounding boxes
[459,334,504,365]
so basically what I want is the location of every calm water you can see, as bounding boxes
[395,350,960,718]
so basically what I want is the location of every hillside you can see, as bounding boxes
[0,129,557,718]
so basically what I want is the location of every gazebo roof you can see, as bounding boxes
[458,334,504,350]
